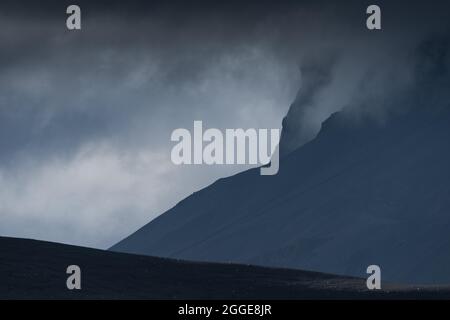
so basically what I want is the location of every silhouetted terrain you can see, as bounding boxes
[2,236,450,299]
[112,104,450,285]
[112,38,450,286]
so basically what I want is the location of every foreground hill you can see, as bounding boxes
[2,236,449,299]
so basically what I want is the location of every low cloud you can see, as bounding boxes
[1,0,450,248]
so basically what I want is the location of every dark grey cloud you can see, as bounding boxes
[1,0,450,247]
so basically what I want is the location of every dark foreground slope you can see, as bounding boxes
[112,106,450,285]
[1,236,449,299]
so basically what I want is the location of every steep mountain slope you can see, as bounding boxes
[2,236,436,299]
[112,106,450,285]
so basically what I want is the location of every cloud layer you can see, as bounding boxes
[1,0,450,248]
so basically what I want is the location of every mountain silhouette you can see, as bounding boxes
[112,102,450,285]
[112,37,450,285]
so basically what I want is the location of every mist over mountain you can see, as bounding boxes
[2,0,450,249]
[112,36,450,285]
[281,33,450,156]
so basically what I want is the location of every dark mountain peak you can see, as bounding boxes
[111,35,450,284]
[112,98,450,285]
[280,56,336,157]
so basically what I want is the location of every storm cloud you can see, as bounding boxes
[0,0,449,248]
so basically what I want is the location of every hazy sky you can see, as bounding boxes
[0,0,449,248]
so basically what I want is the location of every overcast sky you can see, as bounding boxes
[0,0,449,248]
